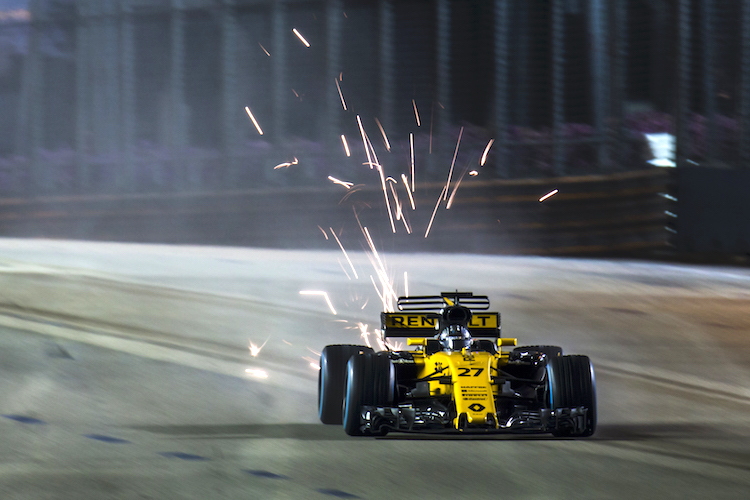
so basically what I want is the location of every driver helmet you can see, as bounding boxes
[438,324,472,351]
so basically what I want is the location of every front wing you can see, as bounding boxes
[356,404,590,435]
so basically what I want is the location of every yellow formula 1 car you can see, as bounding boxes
[318,292,596,437]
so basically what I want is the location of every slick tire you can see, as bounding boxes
[318,345,373,425]
[513,345,563,358]
[343,352,395,436]
[546,355,597,437]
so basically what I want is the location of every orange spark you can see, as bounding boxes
[539,189,559,202]
[299,290,336,315]
[330,227,358,279]
[328,175,354,189]
[245,106,264,135]
[292,28,310,47]
[480,139,494,166]
[341,134,351,156]
[444,126,464,200]
[409,133,415,191]
[335,78,347,110]
[401,173,416,210]
[374,118,391,151]
[412,99,421,127]
[258,42,271,56]
[425,185,448,238]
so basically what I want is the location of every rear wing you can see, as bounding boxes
[381,311,501,338]
[397,292,490,311]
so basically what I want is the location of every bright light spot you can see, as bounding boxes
[469,170,478,176]
[328,176,354,189]
[341,135,351,157]
[404,271,409,297]
[248,337,269,357]
[539,189,559,202]
[300,290,337,315]
[273,157,299,170]
[480,139,494,166]
[245,368,269,379]
[303,356,320,370]
[244,106,264,135]
[258,42,271,57]
[292,28,310,47]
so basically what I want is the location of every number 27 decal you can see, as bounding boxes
[457,367,484,377]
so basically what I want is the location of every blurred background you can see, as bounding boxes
[0,0,748,257]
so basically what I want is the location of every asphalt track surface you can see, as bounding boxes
[0,238,749,499]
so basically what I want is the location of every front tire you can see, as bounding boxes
[546,355,596,437]
[343,352,395,436]
[318,345,373,424]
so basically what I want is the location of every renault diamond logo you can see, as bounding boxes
[468,403,485,412]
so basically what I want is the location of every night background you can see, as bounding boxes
[0,0,748,255]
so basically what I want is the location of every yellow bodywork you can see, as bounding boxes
[407,337,517,429]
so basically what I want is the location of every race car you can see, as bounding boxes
[318,291,596,436]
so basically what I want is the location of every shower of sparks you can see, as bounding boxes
[258,42,271,56]
[244,106,264,135]
[328,175,354,189]
[480,139,494,166]
[292,28,310,47]
[412,99,421,127]
[539,189,559,202]
[340,134,351,156]
[273,157,299,169]
[443,126,464,200]
[299,290,337,315]
[356,116,395,232]
[425,185,448,238]
[318,225,329,239]
[335,79,347,110]
[401,174,416,210]
[374,118,391,151]
[409,133,415,191]
[330,227,359,279]
[245,368,269,379]
[249,337,269,357]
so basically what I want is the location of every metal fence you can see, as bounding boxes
[0,0,748,197]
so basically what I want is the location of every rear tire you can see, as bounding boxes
[546,355,596,437]
[343,352,395,436]
[318,345,373,424]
